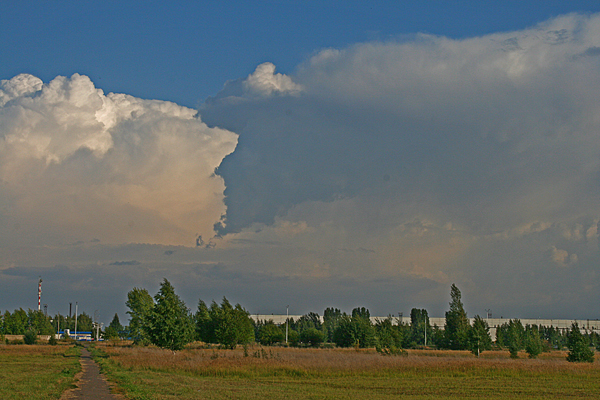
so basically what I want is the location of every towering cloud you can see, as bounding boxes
[0,73,237,246]
[198,13,600,316]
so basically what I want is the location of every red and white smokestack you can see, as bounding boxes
[38,278,42,311]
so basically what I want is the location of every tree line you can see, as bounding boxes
[1,308,95,336]
[1,280,596,362]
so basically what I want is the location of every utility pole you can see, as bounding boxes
[74,302,78,341]
[286,305,289,345]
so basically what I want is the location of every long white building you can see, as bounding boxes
[251,314,600,340]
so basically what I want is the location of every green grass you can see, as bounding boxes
[91,345,600,399]
[0,343,81,400]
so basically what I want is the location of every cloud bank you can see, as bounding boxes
[0,73,237,246]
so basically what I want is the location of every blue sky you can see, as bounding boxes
[3,1,600,324]
[3,1,600,107]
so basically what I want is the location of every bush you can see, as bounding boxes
[257,322,285,345]
[300,327,324,347]
[287,329,300,347]
[48,335,58,346]
[24,329,38,345]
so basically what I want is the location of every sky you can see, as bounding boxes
[2,1,600,325]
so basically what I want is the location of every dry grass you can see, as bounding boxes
[99,344,588,375]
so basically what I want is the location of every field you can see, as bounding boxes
[92,344,600,399]
[0,343,81,400]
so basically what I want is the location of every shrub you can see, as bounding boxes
[48,335,58,346]
[24,329,38,345]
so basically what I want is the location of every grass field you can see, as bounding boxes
[92,344,600,399]
[0,343,80,400]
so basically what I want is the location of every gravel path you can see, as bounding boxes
[60,344,125,400]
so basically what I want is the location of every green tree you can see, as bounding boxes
[296,312,322,333]
[146,279,195,351]
[409,308,431,347]
[4,309,28,334]
[524,325,543,359]
[76,312,94,332]
[443,284,470,350]
[323,307,342,343]
[352,307,370,320]
[566,323,594,363]
[194,300,213,343]
[500,319,525,358]
[126,287,154,345]
[287,329,300,346]
[208,297,255,349]
[27,309,55,335]
[257,320,285,345]
[468,315,492,357]
[374,316,404,350]
[300,327,325,347]
[333,308,376,348]
[104,313,124,339]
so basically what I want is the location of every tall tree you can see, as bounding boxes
[443,284,470,350]
[506,319,525,358]
[208,297,254,349]
[104,313,124,339]
[146,279,194,351]
[126,287,154,345]
[323,307,342,343]
[194,300,213,343]
[409,308,431,347]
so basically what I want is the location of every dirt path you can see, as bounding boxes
[60,344,125,400]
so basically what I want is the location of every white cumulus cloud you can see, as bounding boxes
[0,73,237,246]
[243,62,303,97]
